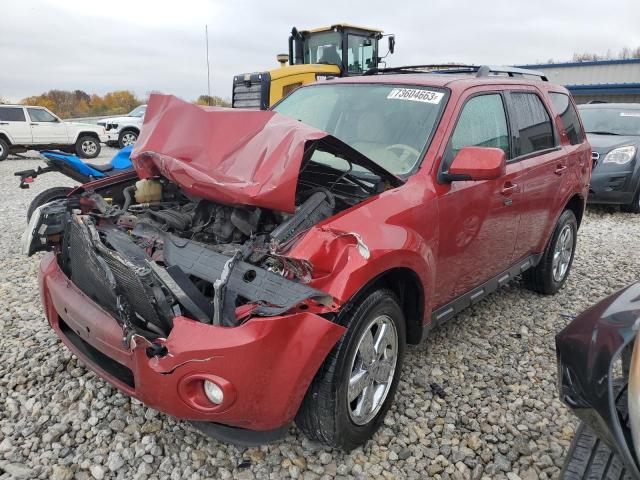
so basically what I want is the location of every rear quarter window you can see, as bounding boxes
[549,93,584,145]
[511,92,555,156]
[0,107,26,122]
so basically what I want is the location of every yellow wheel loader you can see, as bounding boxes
[232,24,395,109]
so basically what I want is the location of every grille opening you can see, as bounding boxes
[59,318,135,389]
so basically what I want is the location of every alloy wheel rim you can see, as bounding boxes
[552,224,573,282]
[122,133,136,146]
[0,144,4,156]
[347,314,398,425]
[82,140,97,155]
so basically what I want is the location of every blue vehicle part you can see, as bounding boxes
[15,147,133,188]
[110,145,134,170]
[40,150,107,178]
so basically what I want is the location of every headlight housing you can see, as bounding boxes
[603,145,637,165]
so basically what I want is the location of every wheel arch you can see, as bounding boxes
[563,193,586,229]
[77,131,101,141]
[119,126,140,134]
[338,267,425,345]
[0,132,13,145]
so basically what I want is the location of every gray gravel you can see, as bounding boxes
[1,149,639,480]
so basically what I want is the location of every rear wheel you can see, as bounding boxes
[295,289,406,450]
[0,138,8,161]
[75,135,101,159]
[118,130,138,148]
[524,209,577,295]
[27,187,73,222]
[621,188,640,214]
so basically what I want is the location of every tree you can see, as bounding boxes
[194,95,231,107]
[19,89,143,118]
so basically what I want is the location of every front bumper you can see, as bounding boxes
[105,130,120,143]
[588,165,638,205]
[39,253,346,431]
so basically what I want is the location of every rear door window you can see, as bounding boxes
[510,92,555,156]
[444,93,509,170]
[0,107,26,122]
[549,93,584,145]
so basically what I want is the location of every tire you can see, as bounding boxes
[27,187,73,222]
[561,383,633,479]
[621,188,640,214]
[295,289,406,450]
[118,129,138,149]
[0,138,8,161]
[75,135,101,159]
[523,209,578,295]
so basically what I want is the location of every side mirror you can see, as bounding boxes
[444,146,506,182]
[388,35,395,54]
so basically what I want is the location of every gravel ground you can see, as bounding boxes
[1,149,639,480]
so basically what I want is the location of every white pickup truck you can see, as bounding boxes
[0,105,107,161]
[97,104,146,148]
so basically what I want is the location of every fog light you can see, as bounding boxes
[203,380,224,405]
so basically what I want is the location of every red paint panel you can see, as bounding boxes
[40,254,346,430]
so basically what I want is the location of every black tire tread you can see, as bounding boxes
[27,187,73,222]
[0,138,8,161]
[118,129,138,149]
[295,289,403,450]
[523,209,577,295]
[561,384,633,480]
[75,134,101,159]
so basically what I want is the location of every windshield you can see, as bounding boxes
[304,32,342,66]
[579,107,640,136]
[128,105,147,117]
[272,84,447,175]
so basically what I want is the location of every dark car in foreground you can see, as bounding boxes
[556,283,640,479]
[24,65,591,450]
[578,103,640,213]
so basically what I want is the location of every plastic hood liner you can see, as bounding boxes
[131,94,328,213]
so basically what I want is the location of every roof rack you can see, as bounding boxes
[363,64,548,81]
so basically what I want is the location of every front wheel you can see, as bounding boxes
[75,135,101,159]
[295,289,406,450]
[27,187,73,222]
[0,138,8,161]
[118,130,138,148]
[523,209,578,295]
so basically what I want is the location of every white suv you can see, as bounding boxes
[98,105,146,148]
[0,105,107,161]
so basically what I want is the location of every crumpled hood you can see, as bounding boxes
[131,94,401,213]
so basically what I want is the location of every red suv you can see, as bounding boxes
[24,65,591,450]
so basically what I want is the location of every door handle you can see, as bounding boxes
[0,122,8,125]
[554,165,567,175]
[30,123,39,126]
[500,183,518,195]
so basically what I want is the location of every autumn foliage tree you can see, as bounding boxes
[20,90,143,118]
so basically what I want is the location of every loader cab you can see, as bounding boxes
[232,24,394,110]
[290,24,384,75]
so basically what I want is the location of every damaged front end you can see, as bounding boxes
[24,180,344,344]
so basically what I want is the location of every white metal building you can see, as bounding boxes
[517,59,640,104]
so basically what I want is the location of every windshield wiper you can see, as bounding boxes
[586,131,623,136]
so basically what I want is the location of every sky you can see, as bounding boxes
[1,0,639,103]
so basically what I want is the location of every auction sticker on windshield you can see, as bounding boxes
[387,88,444,104]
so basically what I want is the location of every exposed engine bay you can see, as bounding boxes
[26,156,387,343]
